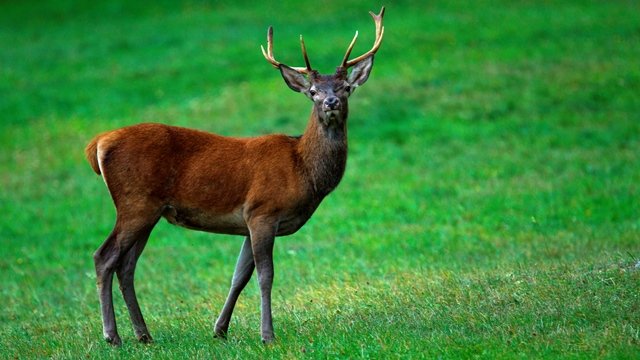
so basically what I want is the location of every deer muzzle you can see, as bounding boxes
[323,96,340,112]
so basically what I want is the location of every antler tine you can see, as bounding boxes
[340,31,359,68]
[342,6,385,68]
[300,35,312,72]
[261,26,280,68]
[261,26,311,74]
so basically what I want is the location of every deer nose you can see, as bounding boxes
[323,96,340,110]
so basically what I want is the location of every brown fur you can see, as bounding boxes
[86,121,334,236]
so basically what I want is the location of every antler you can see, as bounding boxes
[261,26,313,74]
[341,6,385,68]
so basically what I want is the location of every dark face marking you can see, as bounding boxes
[306,73,352,124]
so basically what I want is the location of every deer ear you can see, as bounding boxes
[347,55,374,87]
[279,65,310,92]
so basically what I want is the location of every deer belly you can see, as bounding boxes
[162,205,248,235]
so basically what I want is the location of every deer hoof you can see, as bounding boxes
[105,334,122,346]
[137,333,153,344]
[213,329,228,340]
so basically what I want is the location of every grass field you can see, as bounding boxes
[1,0,639,358]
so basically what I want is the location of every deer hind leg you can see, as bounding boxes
[115,224,155,343]
[93,207,160,346]
[214,236,255,338]
[94,229,122,345]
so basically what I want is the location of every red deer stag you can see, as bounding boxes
[85,8,384,345]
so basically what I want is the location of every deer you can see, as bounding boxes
[84,7,385,345]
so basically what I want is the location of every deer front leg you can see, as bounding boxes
[214,236,255,338]
[248,218,277,344]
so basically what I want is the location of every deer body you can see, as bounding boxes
[86,8,384,345]
[87,112,345,237]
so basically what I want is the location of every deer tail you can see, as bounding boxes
[85,136,102,175]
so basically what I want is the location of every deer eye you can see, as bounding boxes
[309,89,317,96]
[344,85,351,93]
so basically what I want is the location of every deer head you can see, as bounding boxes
[261,7,385,127]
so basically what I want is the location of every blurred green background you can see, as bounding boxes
[1,0,639,358]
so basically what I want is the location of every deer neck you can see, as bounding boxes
[298,107,348,197]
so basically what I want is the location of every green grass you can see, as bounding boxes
[1,0,639,358]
